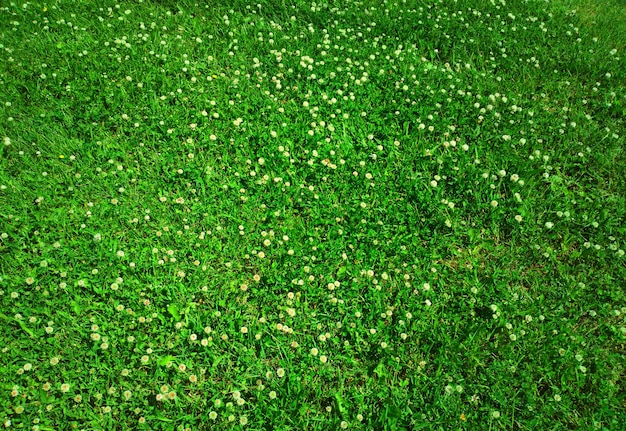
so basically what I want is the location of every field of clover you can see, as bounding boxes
[1,0,625,429]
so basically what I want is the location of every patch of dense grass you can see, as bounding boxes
[1,0,625,430]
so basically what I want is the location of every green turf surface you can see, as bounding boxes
[1,0,625,429]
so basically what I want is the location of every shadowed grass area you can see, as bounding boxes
[555,0,626,48]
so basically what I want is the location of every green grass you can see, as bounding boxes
[1,0,625,429]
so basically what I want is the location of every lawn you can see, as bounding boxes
[1,0,625,429]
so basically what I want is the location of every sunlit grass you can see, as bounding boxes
[1,0,625,430]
